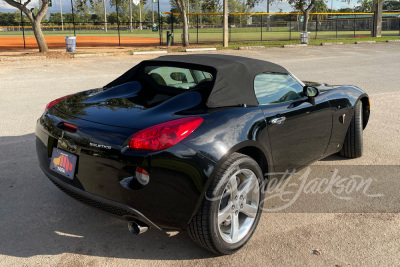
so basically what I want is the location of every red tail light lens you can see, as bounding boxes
[45,94,73,111]
[62,122,78,133]
[129,117,204,151]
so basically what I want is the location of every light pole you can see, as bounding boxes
[139,0,142,30]
[223,0,228,47]
[266,0,270,31]
[59,0,64,31]
[103,0,107,32]
[129,0,133,32]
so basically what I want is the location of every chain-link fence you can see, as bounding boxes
[164,12,400,45]
[0,20,162,48]
[1,12,399,48]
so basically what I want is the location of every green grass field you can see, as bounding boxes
[1,25,399,43]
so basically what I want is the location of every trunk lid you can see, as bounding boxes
[52,81,204,129]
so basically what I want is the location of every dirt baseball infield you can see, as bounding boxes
[0,36,160,50]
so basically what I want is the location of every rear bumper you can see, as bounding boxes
[35,114,217,230]
[40,164,162,231]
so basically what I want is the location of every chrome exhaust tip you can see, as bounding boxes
[128,221,149,235]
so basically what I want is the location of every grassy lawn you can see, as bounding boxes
[2,26,399,42]
[212,36,400,50]
[1,25,399,51]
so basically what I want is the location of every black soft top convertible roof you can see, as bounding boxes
[105,54,289,108]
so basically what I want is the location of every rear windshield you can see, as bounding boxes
[144,66,214,90]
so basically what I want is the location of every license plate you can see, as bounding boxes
[49,148,77,180]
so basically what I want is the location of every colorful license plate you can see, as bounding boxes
[49,148,77,180]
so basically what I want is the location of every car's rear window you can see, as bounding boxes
[144,66,214,90]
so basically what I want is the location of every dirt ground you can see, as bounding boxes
[0,36,160,50]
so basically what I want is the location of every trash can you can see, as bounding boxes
[300,32,310,44]
[166,31,174,46]
[65,36,76,52]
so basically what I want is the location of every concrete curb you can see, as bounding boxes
[185,48,217,52]
[321,42,344,46]
[132,51,168,55]
[283,44,307,48]
[355,41,376,44]
[1,56,46,61]
[238,46,265,50]
[73,53,114,58]
[386,40,400,43]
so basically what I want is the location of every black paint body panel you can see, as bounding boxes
[36,74,369,230]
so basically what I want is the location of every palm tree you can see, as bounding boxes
[311,0,328,22]
[356,0,373,12]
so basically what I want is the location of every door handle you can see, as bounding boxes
[270,116,286,125]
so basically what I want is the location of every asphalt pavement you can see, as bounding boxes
[1,43,399,266]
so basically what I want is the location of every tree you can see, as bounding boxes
[73,0,92,23]
[371,0,384,37]
[354,0,384,37]
[287,0,325,32]
[107,12,118,24]
[171,0,190,46]
[337,7,354,12]
[383,0,400,10]
[311,0,328,22]
[171,0,222,46]
[199,0,222,24]
[3,0,49,52]
[110,0,130,22]
[355,0,373,12]
[229,0,254,26]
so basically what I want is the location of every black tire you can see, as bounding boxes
[187,152,265,255]
[340,101,363,158]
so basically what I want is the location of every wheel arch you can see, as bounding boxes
[235,146,269,178]
[203,141,272,195]
[216,141,272,181]
[359,96,370,129]
[187,141,271,226]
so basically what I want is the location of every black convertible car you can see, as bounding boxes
[36,54,370,255]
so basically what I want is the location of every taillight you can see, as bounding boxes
[62,122,78,133]
[129,117,204,151]
[45,94,73,111]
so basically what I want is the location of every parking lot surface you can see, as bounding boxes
[1,43,399,266]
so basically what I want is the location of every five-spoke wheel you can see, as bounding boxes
[188,153,264,255]
[218,169,260,244]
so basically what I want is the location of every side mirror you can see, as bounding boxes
[170,72,187,82]
[304,86,319,97]
[303,86,319,106]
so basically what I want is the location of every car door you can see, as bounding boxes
[254,73,332,172]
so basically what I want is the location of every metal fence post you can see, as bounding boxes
[158,0,161,45]
[228,15,231,42]
[315,16,318,39]
[171,12,174,45]
[289,14,292,40]
[197,14,199,44]
[116,0,121,46]
[336,16,338,38]
[261,14,263,41]
[354,15,356,37]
